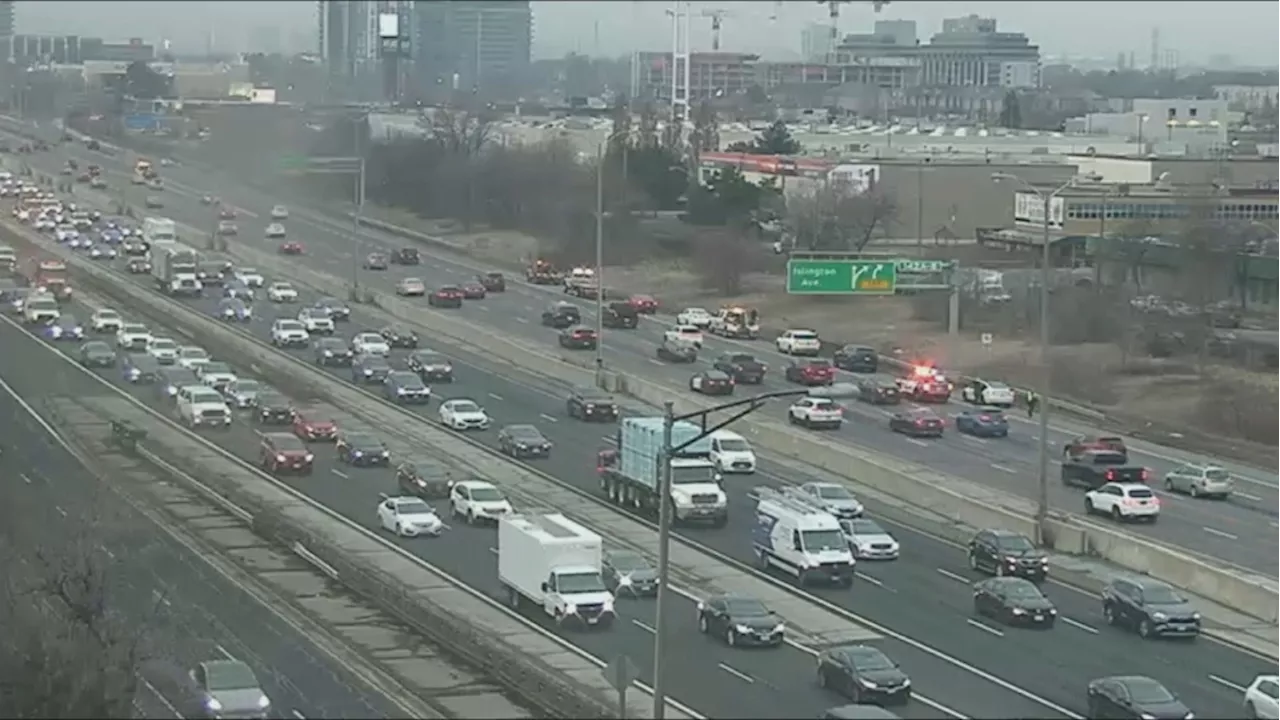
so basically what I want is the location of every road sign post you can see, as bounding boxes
[786,259,898,295]
[603,653,638,718]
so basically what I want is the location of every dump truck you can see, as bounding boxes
[525,258,561,285]
[596,417,727,527]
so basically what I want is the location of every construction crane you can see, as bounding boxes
[701,8,732,51]
[816,1,889,62]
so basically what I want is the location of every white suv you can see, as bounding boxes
[1084,482,1160,523]
[297,307,335,334]
[90,308,123,333]
[116,323,152,350]
[449,480,512,525]
[776,329,821,356]
[145,337,180,364]
[267,282,298,303]
[351,332,390,356]
[270,319,310,347]
[788,397,843,430]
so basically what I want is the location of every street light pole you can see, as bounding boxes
[594,129,633,376]
[353,155,365,295]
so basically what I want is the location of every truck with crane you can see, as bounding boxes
[596,417,728,527]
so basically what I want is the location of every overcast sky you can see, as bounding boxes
[17,1,1279,67]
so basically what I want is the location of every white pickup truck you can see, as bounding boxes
[498,513,616,629]
[176,385,231,428]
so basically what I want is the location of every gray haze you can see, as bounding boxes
[16,1,1279,66]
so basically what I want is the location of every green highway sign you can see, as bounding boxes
[786,259,897,295]
[897,259,949,273]
[279,155,309,170]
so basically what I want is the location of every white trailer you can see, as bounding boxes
[497,513,616,629]
[597,417,728,526]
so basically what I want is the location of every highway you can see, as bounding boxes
[1,225,1271,720]
[0,338,400,719]
[29,134,1278,578]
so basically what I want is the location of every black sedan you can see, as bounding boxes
[497,424,552,459]
[1087,676,1191,720]
[478,272,505,292]
[313,337,354,366]
[392,247,420,265]
[541,303,580,328]
[697,594,784,647]
[396,458,455,499]
[972,577,1057,627]
[602,549,658,597]
[315,297,351,321]
[406,350,454,382]
[689,370,734,396]
[889,408,944,437]
[379,325,419,349]
[78,340,117,367]
[655,338,697,363]
[816,645,912,706]
[336,431,390,466]
[251,392,295,425]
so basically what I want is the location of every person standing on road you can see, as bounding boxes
[1026,390,1040,418]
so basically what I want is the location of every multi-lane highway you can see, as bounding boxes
[29,133,1277,578]
[1,214,1270,720]
[0,346,402,719]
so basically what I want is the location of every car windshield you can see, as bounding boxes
[180,348,207,358]
[1092,452,1128,465]
[801,529,847,551]
[849,519,885,535]
[347,433,379,447]
[1126,679,1176,704]
[203,362,231,374]
[816,485,853,499]
[362,357,391,369]
[907,409,937,420]
[358,333,383,343]
[234,380,261,393]
[996,535,1035,552]
[319,339,345,349]
[790,331,818,340]
[716,438,750,452]
[1142,585,1186,604]
[96,310,120,319]
[850,649,895,671]
[508,426,542,440]
[557,570,607,593]
[123,324,147,333]
[1003,580,1043,600]
[278,321,303,331]
[391,372,421,386]
[271,435,306,451]
[469,486,504,502]
[608,552,649,572]
[415,352,446,364]
[258,393,288,407]
[805,360,832,369]
[397,499,433,516]
[1127,487,1155,499]
[724,598,770,618]
[151,339,176,350]
[451,401,480,413]
[205,662,258,691]
[727,354,756,364]
[84,342,111,353]
[238,268,258,275]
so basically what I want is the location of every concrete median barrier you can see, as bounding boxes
[7,220,1275,626]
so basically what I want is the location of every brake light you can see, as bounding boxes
[1105,469,1116,481]
[1140,468,1150,481]
[978,415,990,421]
[915,419,925,426]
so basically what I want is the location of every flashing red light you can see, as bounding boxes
[912,365,934,377]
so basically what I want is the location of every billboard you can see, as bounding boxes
[828,164,880,194]
[1013,191,1065,230]
[378,11,410,57]
[378,12,399,38]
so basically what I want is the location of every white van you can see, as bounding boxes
[709,430,756,474]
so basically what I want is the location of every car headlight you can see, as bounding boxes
[257,695,271,709]
[382,450,389,456]
[1012,608,1026,615]
[205,698,222,711]
[304,453,314,462]
[1191,612,1201,620]
[353,450,363,457]
[859,679,878,688]
[1152,612,1167,621]
[670,490,691,504]
[396,388,406,394]
[772,623,786,634]
[1049,608,1057,614]
[734,624,751,634]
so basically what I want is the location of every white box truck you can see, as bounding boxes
[498,513,616,629]
[142,216,177,249]
[596,417,728,527]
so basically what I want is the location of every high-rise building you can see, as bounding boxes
[801,23,832,63]
[0,1,14,38]
[413,0,532,99]
[318,0,377,97]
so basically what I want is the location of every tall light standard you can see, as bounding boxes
[302,112,368,295]
[594,129,633,373]
[649,384,859,719]
[990,172,1080,543]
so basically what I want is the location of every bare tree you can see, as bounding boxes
[787,186,899,251]
[688,100,720,156]
[691,227,761,296]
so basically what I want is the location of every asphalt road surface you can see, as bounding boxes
[2,243,1271,720]
[29,136,1276,578]
[0,337,401,720]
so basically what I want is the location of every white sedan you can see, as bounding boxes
[1245,675,1279,720]
[438,399,491,431]
[234,268,265,288]
[676,307,713,328]
[839,517,900,560]
[177,346,211,370]
[267,282,298,303]
[377,495,444,537]
[351,332,390,356]
[264,223,286,239]
[663,324,703,348]
[270,205,289,220]
[89,308,123,333]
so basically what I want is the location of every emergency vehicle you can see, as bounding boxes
[895,364,952,403]
[708,305,761,339]
[24,257,71,299]
[752,487,855,587]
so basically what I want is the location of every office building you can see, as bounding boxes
[413,0,532,99]
[0,1,13,38]
[318,0,377,96]
[801,23,832,63]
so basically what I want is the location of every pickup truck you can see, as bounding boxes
[1060,450,1149,490]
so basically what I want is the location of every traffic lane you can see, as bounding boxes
[77,273,1073,718]
[33,299,748,719]
[0,318,406,720]
[0,333,389,717]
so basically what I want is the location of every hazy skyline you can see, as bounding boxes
[15,1,1280,67]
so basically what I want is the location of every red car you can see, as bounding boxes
[292,409,338,442]
[279,241,304,255]
[785,359,835,386]
[628,294,658,314]
[461,282,487,300]
[1063,435,1128,460]
[428,286,464,308]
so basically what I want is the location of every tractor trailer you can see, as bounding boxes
[596,417,728,526]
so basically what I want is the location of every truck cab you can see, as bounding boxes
[498,513,616,629]
[753,487,855,587]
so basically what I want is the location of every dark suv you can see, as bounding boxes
[601,301,639,329]
[833,344,878,373]
[259,432,313,475]
[1101,577,1201,639]
[967,529,1047,581]
[541,302,581,328]
[566,388,618,422]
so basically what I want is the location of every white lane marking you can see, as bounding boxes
[331,469,349,479]
[717,663,755,683]
[917,696,969,719]
[855,572,886,588]
[966,618,1004,637]
[647,358,665,366]
[291,710,307,720]
[961,435,988,445]
[991,464,1017,474]
[475,305,490,312]
[488,547,498,555]
[99,545,116,560]
[55,505,67,518]
[488,392,504,401]
[214,644,234,660]
[905,438,929,447]
[515,316,528,323]
[151,589,172,607]
[1203,526,1238,540]
[20,473,31,484]
[539,413,558,423]
[1208,674,1247,693]
[632,619,656,634]
[1233,490,1262,501]
[1060,617,1097,634]
[936,568,970,584]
